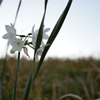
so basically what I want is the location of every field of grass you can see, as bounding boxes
[0,56,100,100]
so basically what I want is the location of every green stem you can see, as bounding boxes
[28,44,35,49]
[12,52,20,100]
[22,58,35,100]
[16,34,32,38]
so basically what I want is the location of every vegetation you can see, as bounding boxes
[0,56,100,100]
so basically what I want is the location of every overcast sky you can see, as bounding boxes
[0,0,100,59]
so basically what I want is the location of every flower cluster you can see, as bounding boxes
[2,23,50,61]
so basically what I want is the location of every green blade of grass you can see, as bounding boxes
[32,0,73,84]
[22,72,32,100]
[22,1,48,100]
[12,52,20,100]
[22,56,35,100]
[47,0,73,45]
[34,0,48,55]
[13,0,22,26]
[34,15,44,53]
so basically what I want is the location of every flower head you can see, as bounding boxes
[32,25,50,47]
[2,23,16,45]
[35,44,49,61]
[10,38,24,53]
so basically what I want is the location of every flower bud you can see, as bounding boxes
[10,49,15,54]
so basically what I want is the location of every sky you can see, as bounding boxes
[0,0,100,59]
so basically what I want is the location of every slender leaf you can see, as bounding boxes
[35,0,48,54]
[13,0,22,26]
[12,52,20,100]
[32,0,73,83]
[22,1,48,100]
[34,15,44,52]
[22,55,35,100]
[32,0,48,85]
[0,0,3,6]
[45,0,48,11]
[47,0,73,45]
[22,72,32,100]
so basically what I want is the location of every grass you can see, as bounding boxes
[0,56,100,100]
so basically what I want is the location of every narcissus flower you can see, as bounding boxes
[32,25,50,47]
[2,23,16,45]
[35,44,49,61]
[10,38,24,53]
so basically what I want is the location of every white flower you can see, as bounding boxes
[32,25,50,47]
[35,44,49,61]
[10,38,24,53]
[2,23,16,45]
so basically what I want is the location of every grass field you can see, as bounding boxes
[0,56,100,100]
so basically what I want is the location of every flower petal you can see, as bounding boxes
[32,25,35,34]
[35,44,49,61]
[43,34,49,39]
[34,29,38,35]
[43,28,50,33]
[32,37,36,47]
[2,33,10,39]
[5,25,11,33]
[35,51,39,61]
[8,38,14,45]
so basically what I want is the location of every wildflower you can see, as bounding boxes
[35,44,49,61]
[2,23,16,45]
[10,38,24,53]
[32,25,50,47]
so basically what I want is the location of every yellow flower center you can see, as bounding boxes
[17,42,20,45]
[10,33,13,34]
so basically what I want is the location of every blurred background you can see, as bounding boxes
[0,0,100,59]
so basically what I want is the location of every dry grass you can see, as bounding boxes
[0,56,100,100]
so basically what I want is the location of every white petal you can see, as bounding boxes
[8,39,13,45]
[11,47,17,52]
[12,46,21,52]
[35,48,43,61]
[41,41,45,46]
[11,23,14,29]
[37,47,43,52]
[43,28,50,33]
[34,29,38,35]
[11,45,21,52]
[38,50,42,56]
[5,25,11,33]
[43,34,49,39]
[35,51,39,61]
[32,38,36,47]
[10,23,16,34]
[32,25,35,34]
[2,33,10,39]
[5,24,16,35]
[41,44,49,49]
